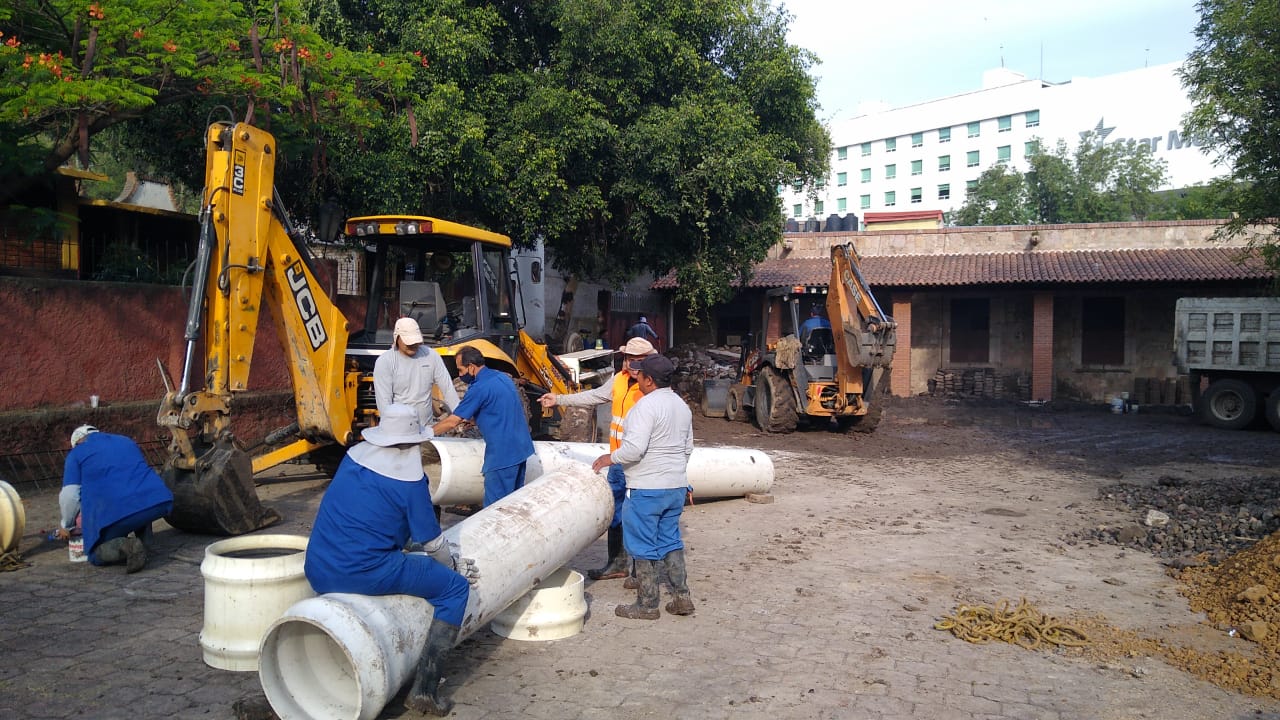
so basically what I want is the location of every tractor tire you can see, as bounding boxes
[753,368,798,433]
[1264,390,1280,433]
[843,367,891,434]
[1200,378,1257,430]
[725,383,749,422]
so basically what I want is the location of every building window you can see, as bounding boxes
[793,204,802,218]
[837,197,847,212]
[911,132,923,148]
[1082,297,1125,365]
[966,150,980,167]
[1025,140,1039,158]
[951,298,990,363]
[837,172,848,187]
[861,142,871,156]
[966,179,978,191]
[885,164,896,179]
[837,146,848,161]
[939,127,951,143]
[1026,110,1040,128]
[815,177,826,189]
[938,183,950,200]
[860,168,871,183]
[997,145,1011,164]
[938,155,951,172]
[911,159,922,176]
[859,194,870,209]
[998,115,1012,133]
[814,200,824,215]
[910,187,922,204]
[884,191,896,207]
[792,181,802,192]
[885,138,897,153]
[967,121,981,138]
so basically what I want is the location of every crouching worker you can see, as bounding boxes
[59,425,174,573]
[304,404,480,716]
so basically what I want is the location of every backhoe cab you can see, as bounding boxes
[725,243,896,433]
[156,122,582,536]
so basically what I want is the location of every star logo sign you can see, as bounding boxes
[1080,118,1116,145]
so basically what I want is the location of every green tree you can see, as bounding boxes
[955,134,1167,226]
[1179,0,1280,274]
[952,164,1033,226]
[0,0,417,204]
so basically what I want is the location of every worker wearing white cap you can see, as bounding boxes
[304,403,479,716]
[537,336,658,581]
[59,425,174,573]
[373,317,461,428]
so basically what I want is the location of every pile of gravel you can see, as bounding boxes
[1065,474,1280,562]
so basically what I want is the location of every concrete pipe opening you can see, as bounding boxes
[259,618,362,720]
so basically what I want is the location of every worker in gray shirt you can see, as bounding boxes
[591,354,694,620]
[374,317,461,427]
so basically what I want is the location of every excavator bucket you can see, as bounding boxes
[163,441,281,536]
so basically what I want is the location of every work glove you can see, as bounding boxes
[423,536,481,586]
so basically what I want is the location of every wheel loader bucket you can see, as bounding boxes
[163,443,281,536]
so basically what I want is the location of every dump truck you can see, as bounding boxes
[1174,296,1280,432]
[724,243,896,432]
[156,122,587,535]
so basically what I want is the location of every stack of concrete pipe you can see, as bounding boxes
[423,439,774,506]
[257,442,773,719]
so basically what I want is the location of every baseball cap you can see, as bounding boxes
[634,354,675,384]
[616,337,657,356]
[393,317,425,346]
[71,425,99,447]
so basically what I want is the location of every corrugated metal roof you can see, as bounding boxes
[651,247,1272,290]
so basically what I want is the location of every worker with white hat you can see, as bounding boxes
[59,425,174,573]
[373,317,461,428]
[304,403,478,716]
[537,336,659,581]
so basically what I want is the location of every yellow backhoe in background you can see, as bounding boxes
[156,122,585,535]
[724,243,896,432]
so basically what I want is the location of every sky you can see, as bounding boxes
[776,0,1202,121]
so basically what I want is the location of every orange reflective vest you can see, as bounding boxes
[608,371,643,452]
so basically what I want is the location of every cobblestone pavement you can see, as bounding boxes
[4,400,1280,719]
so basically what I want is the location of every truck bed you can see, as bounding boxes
[1174,297,1280,373]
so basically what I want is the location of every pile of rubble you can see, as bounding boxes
[666,344,743,402]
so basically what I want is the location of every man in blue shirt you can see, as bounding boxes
[432,345,535,506]
[799,304,832,341]
[305,403,478,716]
[58,425,173,573]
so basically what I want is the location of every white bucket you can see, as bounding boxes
[1110,396,1125,414]
[491,568,587,641]
[68,537,87,563]
[200,534,314,671]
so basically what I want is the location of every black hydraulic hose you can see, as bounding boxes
[179,207,217,397]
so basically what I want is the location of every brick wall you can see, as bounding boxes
[1032,293,1054,401]
[891,300,911,397]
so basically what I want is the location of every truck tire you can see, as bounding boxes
[725,383,749,422]
[1265,390,1280,433]
[754,368,798,433]
[843,367,891,434]
[1200,378,1257,430]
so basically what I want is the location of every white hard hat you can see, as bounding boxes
[71,425,99,447]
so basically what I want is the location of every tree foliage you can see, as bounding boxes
[0,0,417,201]
[954,134,1168,226]
[1180,0,1280,275]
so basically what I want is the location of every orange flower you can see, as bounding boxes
[133,28,144,39]
[228,40,241,51]
[324,51,332,60]
[5,36,20,48]
[88,3,105,20]
[163,40,177,52]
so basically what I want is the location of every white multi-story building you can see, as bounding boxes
[780,61,1223,225]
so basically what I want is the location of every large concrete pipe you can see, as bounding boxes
[423,439,773,506]
[258,464,612,720]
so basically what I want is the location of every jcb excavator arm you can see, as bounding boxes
[826,243,897,407]
[157,123,358,535]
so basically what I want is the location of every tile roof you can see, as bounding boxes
[650,247,1272,290]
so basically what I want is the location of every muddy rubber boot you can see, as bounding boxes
[405,618,460,716]
[615,559,660,620]
[96,537,147,573]
[587,526,630,580]
[662,549,695,616]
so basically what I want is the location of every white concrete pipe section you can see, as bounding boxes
[258,463,612,720]
[423,439,774,506]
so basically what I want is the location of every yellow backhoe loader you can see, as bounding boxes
[724,243,896,432]
[156,122,584,535]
